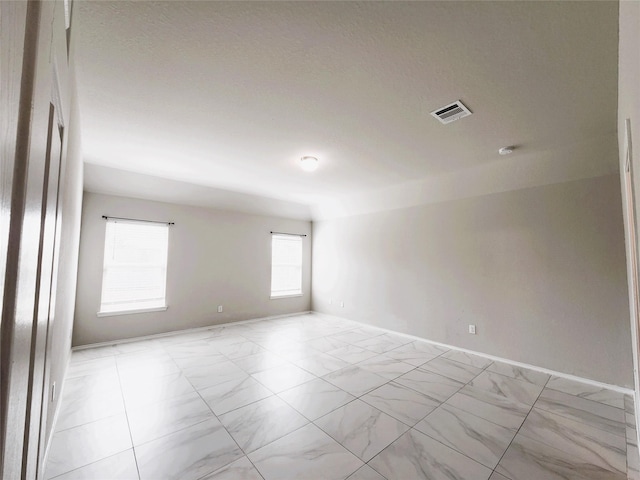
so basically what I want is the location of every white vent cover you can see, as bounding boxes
[430,100,472,124]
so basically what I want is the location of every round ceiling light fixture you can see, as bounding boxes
[300,156,319,172]
[498,146,515,156]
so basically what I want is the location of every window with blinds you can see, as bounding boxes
[99,219,169,315]
[270,234,303,298]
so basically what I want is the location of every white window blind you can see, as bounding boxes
[99,219,169,314]
[271,234,302,297]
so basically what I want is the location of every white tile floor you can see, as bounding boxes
[45,312,639,480]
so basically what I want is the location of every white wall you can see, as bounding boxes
[312,174,632,387]
[46,72,84,441]
[617,0,640,432]
[74,193,311,345]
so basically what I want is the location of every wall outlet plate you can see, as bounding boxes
[468,324,476,335]
[217,305,223,313]
[340,301,344,308]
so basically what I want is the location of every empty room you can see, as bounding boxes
[2,0,640,479]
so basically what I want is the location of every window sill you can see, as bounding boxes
[97,306,168,317]
[270,293,303,300]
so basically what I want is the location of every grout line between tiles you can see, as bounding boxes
[395,358,506,473]
[488,372,551,479]
[114,359,142,480]
[45,450,129,480]
[190,380,267,480]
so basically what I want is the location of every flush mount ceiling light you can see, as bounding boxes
[498,146,515,155]
[300,156,319,172]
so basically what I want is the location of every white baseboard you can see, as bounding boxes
[315,312,635,396]
[72,311,312,351]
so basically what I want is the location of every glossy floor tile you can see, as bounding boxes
[468,370,543,406]
[440,350,494,369]
[415,403,516,469]
[304,335,349,353]
[231,351,289,374]
[66,355,116,378]
[294,352,351,377]
[446,385,531,430]
[46,414,132,479]
[46,313,638,480]
[183,360,248,391]
[120,371,196,409]
[369,429,493,480]
[315,399,409,461]
[346,464,387,480]
[199,375,273,415]
[218,395,308,452]
[357,354,416,380]
[278,377,355,420]
[518,408,626,475]
[496,434,625,480]
[126,391,215,446]
[546,376,626,409]
[393,368,464,403]
[135,418,243,480]
[47,449,139,480]
[199,456,263,480]
[248,423,363,480]
[326,344,379,364]
[355,333,410,354]
[360,381,439,426]
[486,361,551,386]
[323,365,388,396]
[251,363,316,393]
[54,383,125,431]
[384,341,448,367]
[535,387,626,437]
[420,355,483,383]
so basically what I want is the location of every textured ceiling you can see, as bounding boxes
[74,1,619,219]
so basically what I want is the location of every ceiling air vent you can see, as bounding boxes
[430,100,472,124]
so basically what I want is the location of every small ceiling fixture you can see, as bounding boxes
[300,156,319,172]
[430,100,472,124]
[498,146,515,155]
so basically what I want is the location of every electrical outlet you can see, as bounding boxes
[340,301,344,308]
[51,382,56,402]
[468,324,476,335]
[217,305,223,313]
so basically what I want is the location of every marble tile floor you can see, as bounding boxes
[45,313,638,480]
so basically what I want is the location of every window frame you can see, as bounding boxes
[270,233,304,299]
[97,218,170,317]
